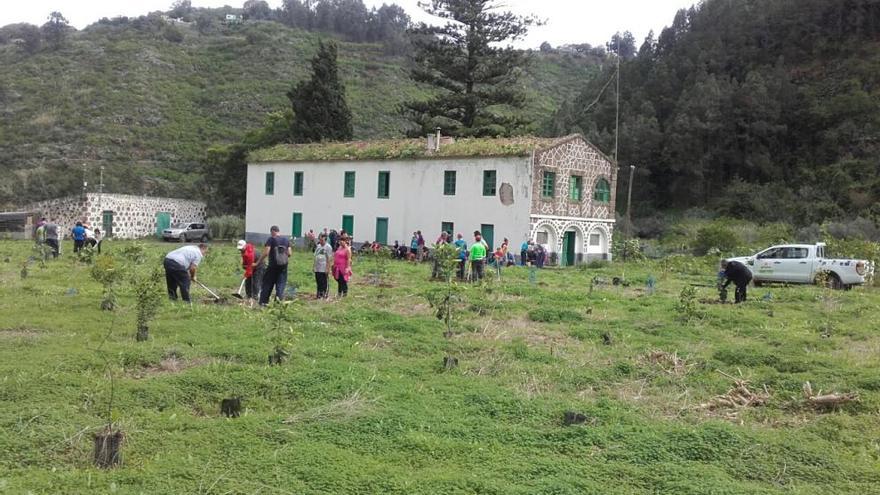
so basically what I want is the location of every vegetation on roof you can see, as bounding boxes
[249,136,565,162]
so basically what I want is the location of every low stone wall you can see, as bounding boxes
[25,194,206,239]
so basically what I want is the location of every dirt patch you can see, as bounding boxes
[0,327,43,339]
[130,357,217,379]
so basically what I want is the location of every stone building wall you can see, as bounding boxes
[526,135,617,263]
[25,194,206,239]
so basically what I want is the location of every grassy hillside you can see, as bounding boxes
[1,240,879,493]
[0,20,596,207]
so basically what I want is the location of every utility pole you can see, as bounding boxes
[626,165,636,239]
[614,37,620,162]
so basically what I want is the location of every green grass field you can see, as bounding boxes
[1,239,879,494]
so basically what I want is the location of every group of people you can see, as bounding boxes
[33,217,104,258]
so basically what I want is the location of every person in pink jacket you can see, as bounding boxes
[332,237,353,298]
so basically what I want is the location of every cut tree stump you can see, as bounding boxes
[443,356,458,370]
[93,429,124,468]
[221,398,242,418]
[563,411,588,425]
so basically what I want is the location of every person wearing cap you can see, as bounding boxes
[237,239,260,301]
[256,225,291,306]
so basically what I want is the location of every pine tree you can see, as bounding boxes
[287,41,353,143]
[405,0,540,137]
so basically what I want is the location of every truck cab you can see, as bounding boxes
[728,243,871,289]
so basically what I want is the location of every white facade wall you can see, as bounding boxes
[246,157,533,247]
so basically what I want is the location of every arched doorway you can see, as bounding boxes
[587,226,610,261]
[531,222,558,264]
[560,223,585,266]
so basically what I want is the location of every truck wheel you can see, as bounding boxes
[826,273,843,290]
[200,234,209,243]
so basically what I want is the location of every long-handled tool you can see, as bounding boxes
[195,280,221,301]
[231,279,246,299]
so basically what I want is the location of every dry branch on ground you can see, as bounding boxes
[698,370,770,419]
[802,381,860,409]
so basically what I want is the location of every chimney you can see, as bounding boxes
[435,128,442,152]
[426,133,436,152]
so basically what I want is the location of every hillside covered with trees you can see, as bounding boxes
[551,0,880,228]
[0,1,596,209]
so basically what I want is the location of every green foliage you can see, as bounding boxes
[90,254,124,310]
[207,215,245,241]
[611,236,646,262]
[132,266,164,341]
[1,238,880,492]
[74,245,97,264]
[265,300,296,364]
[41,12,69,50]
[406,0,541,136]
[363,246,391,287]
[118,242,148,265]
[431,243,460,283]
[552,0,880,225]
[288,41,353,143]
[527,308,583,323]
[694,223,741,256]
[675,285,703,323]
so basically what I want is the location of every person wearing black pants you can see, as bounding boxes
[313,234,332,299]
[257,226,291,306]
[721,259,753,304]
[163,244,207,303]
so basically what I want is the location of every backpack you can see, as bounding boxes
[271,238,290,266]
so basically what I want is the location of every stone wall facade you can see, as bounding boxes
[25,193,206,239]
[528,135,617,263]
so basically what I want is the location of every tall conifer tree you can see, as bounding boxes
[406,0,539,137]
[288,41,353,143]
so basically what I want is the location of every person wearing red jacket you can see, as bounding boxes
[237,240,262,301]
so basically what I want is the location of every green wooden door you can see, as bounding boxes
[480,224,494,251]
[563,231,576,266]
[155,212,170,237]
[292,212,303,238]
[342,215,354,236]
[103,211,114,238]
[375,218,388,245]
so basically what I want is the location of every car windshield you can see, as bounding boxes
[170,223,186,228]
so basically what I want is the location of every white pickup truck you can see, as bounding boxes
[726,243,873,289]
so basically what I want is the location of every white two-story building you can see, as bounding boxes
[245,134,617,264]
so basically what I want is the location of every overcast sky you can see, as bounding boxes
[2,0,698,48]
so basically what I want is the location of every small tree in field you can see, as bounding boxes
[425,243,466,338]
[266,301,295,364]
[132,267,164,342]
[91,254,123,311]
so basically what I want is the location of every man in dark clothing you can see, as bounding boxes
[721,260,753,304]
[258,225,292,306]
[44,220,59,258]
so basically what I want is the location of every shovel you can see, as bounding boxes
[231,279,246,299]
[195,280,222,301]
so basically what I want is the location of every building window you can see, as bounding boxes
[590,233,601,246]
[378,171,390,199]
[542,171,556,198]
[441,222,454,236]
[536,231,548,245]
[444,170,456,196]
[569,175,583,201]
[292,212,302,238]
[342,215,354,235]
[594,178,611,203]
[293,172,303,196]
[265,171,275,195]
[483,170,497,196]
[344,171,356,198]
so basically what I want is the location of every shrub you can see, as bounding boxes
[693,223,740,256]
[528,308,583,323]
[207,215,244,240]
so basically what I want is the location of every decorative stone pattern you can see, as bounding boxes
[531,135,617,218]
[24,193,206,239]
[527,135,617,263]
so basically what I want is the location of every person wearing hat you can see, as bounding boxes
[237,239,261,301]
[256,225,292,306]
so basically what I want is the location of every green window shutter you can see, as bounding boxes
[292,212,302,238]
[441,222,454,236]
[594,178,610,203]
[378,171,390,199]
[569,175,582,201]
[265,171,275,195]
[342,215,354,235]
[542,171,556,198]
[480,224,494,251]
[482,170,497,196]
[293,172,303,196]
[344,171,356,198]
[443,171,456,196]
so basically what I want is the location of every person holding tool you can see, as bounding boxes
[163,243,208,303]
